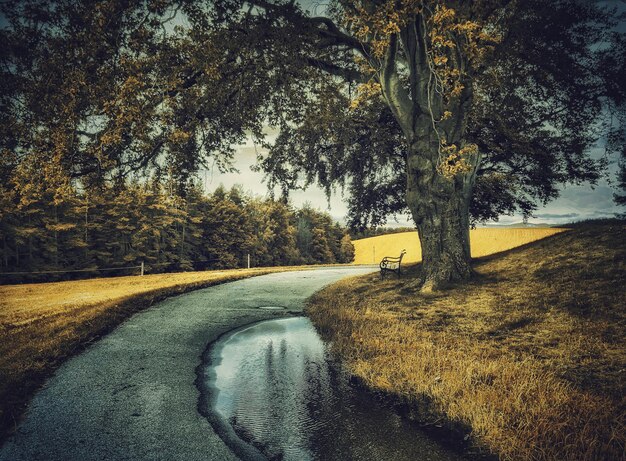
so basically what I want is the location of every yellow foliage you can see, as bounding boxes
[432,55,448,66]
[436,141,478,177]
[169,129,192,144]
[440,110,452,121]
[354,55,376,76]
[344,0,421,58]
[349,81,382,110]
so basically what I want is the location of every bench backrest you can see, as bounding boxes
[381,249,407,265]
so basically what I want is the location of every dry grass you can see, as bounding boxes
[309,223,626,460]
[0,266,305,442]
[352,228,566,264]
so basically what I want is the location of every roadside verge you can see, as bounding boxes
[308,224,625,461]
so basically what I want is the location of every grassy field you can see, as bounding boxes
[352,227,566,264]
[0,266,310,442]
[309,223,625,461]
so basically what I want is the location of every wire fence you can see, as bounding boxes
[0,257,245,284]
[0,265,142,276]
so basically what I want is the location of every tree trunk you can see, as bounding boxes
[406,136,477,291]
[180,220,186,263]
[54,204,59,268]
[84,194,89,261]
[28,213,33,264]
[375,14,478,291]
[2,235,7,268]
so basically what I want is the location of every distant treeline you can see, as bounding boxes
[0,181,354,283]
[350,226,416,240]
[560,217,625,228]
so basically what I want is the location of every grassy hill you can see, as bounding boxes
[352,227,566,264]
[309,222,625,460]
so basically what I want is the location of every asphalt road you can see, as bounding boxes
[0,267,375,461]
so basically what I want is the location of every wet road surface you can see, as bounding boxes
[0,267,374,461]
[201,316,463,461]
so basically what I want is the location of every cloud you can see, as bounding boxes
[591,210,619,216]
[534,213,580,219]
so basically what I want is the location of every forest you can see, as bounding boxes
[0,180,355,283]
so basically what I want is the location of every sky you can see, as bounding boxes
[198,136,350,222]
[199,136,625,228]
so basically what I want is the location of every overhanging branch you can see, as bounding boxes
[380,34,414,137]
[244,0,366,53]
[305,57,367,83]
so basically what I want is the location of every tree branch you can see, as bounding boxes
[244,0,366,53]
[308,16,366,52]
[379,34,414,138]
[399,23,419,102]
[304,57,367,83]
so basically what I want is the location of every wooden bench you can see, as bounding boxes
[380,249,406,279]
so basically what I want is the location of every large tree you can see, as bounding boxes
[208,0,625,289]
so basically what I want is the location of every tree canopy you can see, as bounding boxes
[218,0,625,227]
[1,0,262,195]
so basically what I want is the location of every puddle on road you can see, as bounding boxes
[199,317,463,461]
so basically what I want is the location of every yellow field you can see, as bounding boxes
[352,227,567,264]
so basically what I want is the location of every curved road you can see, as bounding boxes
[0,267,375,461]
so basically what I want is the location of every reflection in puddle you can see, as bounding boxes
[200,317,462,461]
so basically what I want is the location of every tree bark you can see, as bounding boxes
[2,235,7,268]
[54,204,59,268]
[406,133,477,291]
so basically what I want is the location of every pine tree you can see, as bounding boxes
[339,234,355,264]
[309,228,334,264]
[201,187,252,269]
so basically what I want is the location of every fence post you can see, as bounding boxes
[140,261,144,276]
[247,254,250,269]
